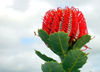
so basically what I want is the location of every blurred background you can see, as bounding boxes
[0,0,100,72]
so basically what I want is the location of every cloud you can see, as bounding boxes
[0,50,43,72]
[11,0,30,12]
[0,0,56,72]
[80,54,100,72]
[0,0,100,72]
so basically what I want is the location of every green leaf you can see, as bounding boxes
[71,70,80,72]
[49,32,69,56]
[38,29,50,46]
[65,70,80,72]
[62,49,87,72]
[38,29,58,54]
[73,34,91,49]
[42,61,65,72]
[35,50,56,62]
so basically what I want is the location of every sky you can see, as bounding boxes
[0,0,100,72]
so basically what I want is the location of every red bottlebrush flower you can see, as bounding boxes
[42,6,88,42]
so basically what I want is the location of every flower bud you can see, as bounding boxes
[42,6,88,42]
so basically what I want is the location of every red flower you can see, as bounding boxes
[42,6,88,42]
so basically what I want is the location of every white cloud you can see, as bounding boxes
[0,0,13,16]
[0,50,43,72]
[76,4,94,15]
[0,0,54,20]
[0,0,100,72]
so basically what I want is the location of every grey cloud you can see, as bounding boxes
[0,38,44,72]
[10,0,30,12]
[36,0,92,7]
[0,39,59,72]
[85,1,100,34]
[0,51,43,72]
[80,54,100,72]
[0,0,100,72]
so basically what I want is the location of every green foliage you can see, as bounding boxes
[38,29,57,54]
[36,29,91,72]
[71,70,80,72]
[73,34,91,49]
[62,49,87,72]
[42,61,65,72]
[38,29,50,47]
[35,50,56,62]
[49,32,69,55]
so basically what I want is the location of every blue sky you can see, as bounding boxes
[0,0,100,72]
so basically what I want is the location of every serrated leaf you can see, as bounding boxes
[38,29,50,46]
[62,49,87,72]
[38,29,58,54]
[49,32,69,55]
[35,50,56,62]
[73,34,91,49]
[65,70,80,72]
[42,61,65,72]
[71,70,80,72]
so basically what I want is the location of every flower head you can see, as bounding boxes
[42,6,88,42]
